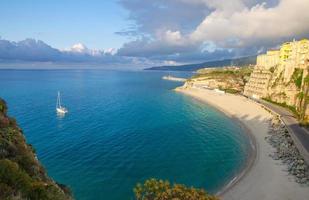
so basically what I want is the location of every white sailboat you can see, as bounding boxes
[56,91,68,114]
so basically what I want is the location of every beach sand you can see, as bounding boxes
[176,87,309,200]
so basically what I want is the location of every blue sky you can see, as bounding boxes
[0,0,128,49]
[0,0,309,68]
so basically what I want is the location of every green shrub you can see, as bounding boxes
[0,182,14,199]
[262,98,299,118]
[0,98,72,200]
[0,99,7,113]
[27,182,50,200]
[224,88,240,94]
[291,68,303,89]
[0,159,32,195]
[134,178,219,200]
[269,67,275,73]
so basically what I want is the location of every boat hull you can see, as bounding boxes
[56,107,68,114]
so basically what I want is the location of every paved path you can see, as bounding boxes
[257,99,309,164]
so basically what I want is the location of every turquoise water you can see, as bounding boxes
[0,70,250,200]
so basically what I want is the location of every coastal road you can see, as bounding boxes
[257,99,309,164]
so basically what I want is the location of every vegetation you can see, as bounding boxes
[134,179,219,200]
[299,121,309,127]
[0,98,72,200]
[269,66,275,73]
[271,71,283,88]
[291,68,303,89]
[262,97,299,118]
[195,66,252,80]
[298,73,309,122]
[266,67,309,123]
[223,88,240,94]
[190,66,253,94]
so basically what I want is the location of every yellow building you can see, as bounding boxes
[280,39,309,65]
[279,42,292,65]
[256,39,309,70]
[281,39,309,81]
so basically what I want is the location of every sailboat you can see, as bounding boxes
[56,91,68,114]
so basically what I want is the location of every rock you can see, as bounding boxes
[300,178,307,184]
[266,116,309,185]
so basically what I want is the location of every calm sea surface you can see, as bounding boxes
[0,69,250,200]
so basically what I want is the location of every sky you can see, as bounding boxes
[1,0,309,68]
[0,0,128,49]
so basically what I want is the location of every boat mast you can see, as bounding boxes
[57,91,61,108]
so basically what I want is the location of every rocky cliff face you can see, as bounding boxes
[267,67,309,122]
[183,66,253,94]
[0,98,72,200]
[267,67,302,104]
[245,63,309,122]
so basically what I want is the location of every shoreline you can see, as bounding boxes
[162,75,187,82]
[215,113,257,196]
[175,86,309,200]
[175,87,258,196]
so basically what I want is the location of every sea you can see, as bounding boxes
[0,69,250,200]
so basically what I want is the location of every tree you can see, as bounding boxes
[134,178,219,200]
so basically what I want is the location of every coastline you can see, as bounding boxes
[162,75,187,82]
[215,112,257,196]
[175,86,309,200]
[175,87,258,197]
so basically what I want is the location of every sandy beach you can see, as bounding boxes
[176,87,309,200]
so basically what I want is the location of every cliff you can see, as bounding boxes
[0,98,72,200]
[182,66,253,94]
[244,39,309,122]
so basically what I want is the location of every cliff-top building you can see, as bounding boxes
[244,39,309,121]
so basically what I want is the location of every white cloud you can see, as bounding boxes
[2,0,308,66]
[197,0,246,12]
[63,43,118,56]
[103,48,117,55]
[163,60,180,66]
[0,38,159,68]
[163,30,182,44]
[70,43,88,53]
[190,0,309,48]
[118,0,309,62]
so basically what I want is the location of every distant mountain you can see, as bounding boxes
[145,56,257,71]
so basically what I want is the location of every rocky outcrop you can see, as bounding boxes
[266,117,309,185]
[0,98,72,200]
[183,66,253,94]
